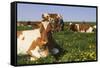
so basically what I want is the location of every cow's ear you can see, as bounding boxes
[42,14,44,18]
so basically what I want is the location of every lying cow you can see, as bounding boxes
[17,13,59,61]
[69,22,94,33]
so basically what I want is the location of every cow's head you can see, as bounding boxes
[42,13,61,32]
[42,13,61,24]
[42,13,50,21]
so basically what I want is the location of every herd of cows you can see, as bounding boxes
[17,13,96,61]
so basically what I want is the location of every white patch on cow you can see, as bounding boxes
[42,21,50,30]
[75,24,79,31]
[86,27,93,33]
[17,29,41,54]
[51,48,59,54]
[31,46,41,58]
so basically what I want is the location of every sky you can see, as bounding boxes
[17,3,96,22]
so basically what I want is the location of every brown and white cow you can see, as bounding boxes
[17,13,59,61]
[69,22,94,33]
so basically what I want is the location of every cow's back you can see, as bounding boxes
[17,29,41,54]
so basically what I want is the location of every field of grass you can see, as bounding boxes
[17,23,97,65]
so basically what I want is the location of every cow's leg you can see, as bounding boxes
[27,40,38,56]
[27,39,41,55]
[27,38,41,55]
[27,40,41,61]
[27,37,48,60]
[26,41,39,61]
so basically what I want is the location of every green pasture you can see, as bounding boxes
[17,23,97,65]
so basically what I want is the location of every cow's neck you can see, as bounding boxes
[40,21,51,45]
[42,21,50,30]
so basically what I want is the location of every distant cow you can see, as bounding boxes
[69,22,94,33]
[17,13,59,61]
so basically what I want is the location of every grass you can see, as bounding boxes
[52,30,96,62]
[17,26,33,31]
[17,23,97,65]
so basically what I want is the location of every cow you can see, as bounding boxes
[17,13,59,61]
[69,22,94,33]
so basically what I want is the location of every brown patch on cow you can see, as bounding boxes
[79,23,90,32]
[70,24,78,31]
[49,14,58,19]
